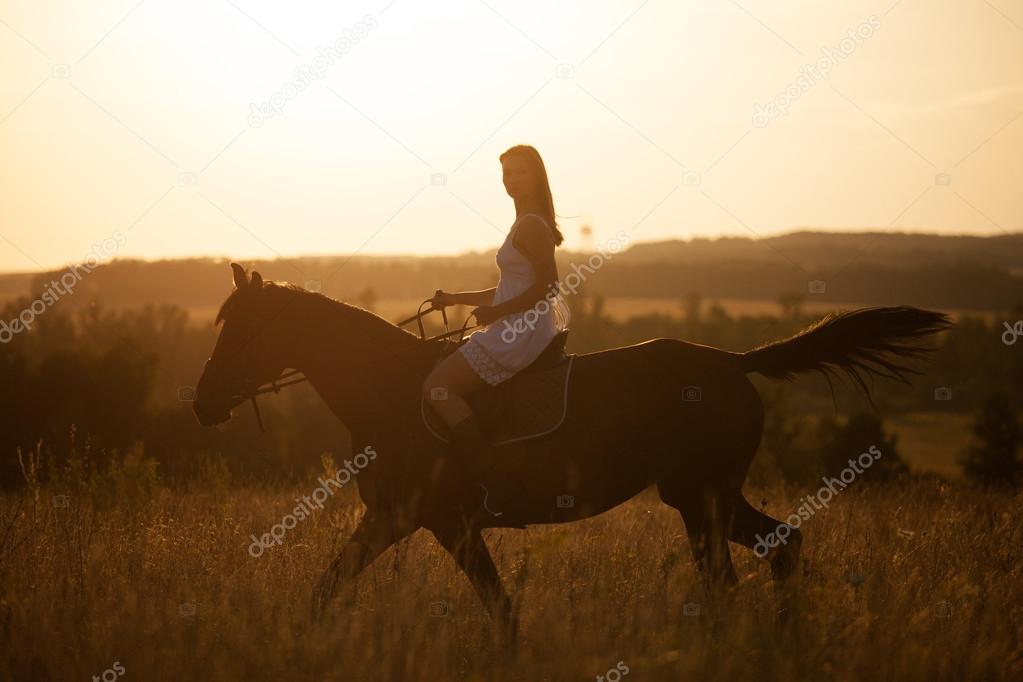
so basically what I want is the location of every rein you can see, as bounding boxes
[237,295,480,432]
[396,295,482,343]
[234,370,308,432]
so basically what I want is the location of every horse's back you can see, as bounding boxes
[571,337,752,405]
[499,338,762,517]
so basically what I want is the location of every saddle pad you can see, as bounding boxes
[422,355,575,447]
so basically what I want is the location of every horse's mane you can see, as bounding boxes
[214,280,420,342]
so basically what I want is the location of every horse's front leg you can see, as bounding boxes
[312,509,415,619]
[431,524,518,645]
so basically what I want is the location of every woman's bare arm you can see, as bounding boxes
[434,288,495,307]
[457,288,496,307]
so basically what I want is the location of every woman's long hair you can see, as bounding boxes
[499,144,565,246]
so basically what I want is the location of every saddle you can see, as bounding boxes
[421,330,574,451]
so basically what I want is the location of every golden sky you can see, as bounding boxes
[1,0,1021,272]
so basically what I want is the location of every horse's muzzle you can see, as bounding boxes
[193,358,237,426]
[193,401,232,427]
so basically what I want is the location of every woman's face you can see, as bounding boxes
[501,155,536,200]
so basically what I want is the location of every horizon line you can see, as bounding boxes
[1,226,1019,277]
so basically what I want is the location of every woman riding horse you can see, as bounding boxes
[422,144,570,517]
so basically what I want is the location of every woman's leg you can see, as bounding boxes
[422,349,488,428]
[422,349,523,516]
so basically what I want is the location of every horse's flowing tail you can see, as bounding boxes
[739,306,952,398]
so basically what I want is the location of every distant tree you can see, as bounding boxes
[960,392,1021,486]
[821,412,906,482]
[589,292,605,320]
[579,223,593,252]
[759,393,820,484]
[776,292,804,319]
[681,292,702,328]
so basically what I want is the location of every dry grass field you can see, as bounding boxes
[2,463,1021,682]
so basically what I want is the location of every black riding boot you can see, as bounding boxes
[450,414,523,517]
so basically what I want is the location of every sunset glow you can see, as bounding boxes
[1,0,1020,272]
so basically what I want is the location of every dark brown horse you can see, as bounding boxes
[193,263,950,633]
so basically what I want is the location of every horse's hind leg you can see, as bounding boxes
[657,479,738,588]
[728,492,803,624]
[728,493,802,583]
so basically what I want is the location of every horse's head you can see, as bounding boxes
[193,263,291,426]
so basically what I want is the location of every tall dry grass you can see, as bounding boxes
[1,463,1021,681]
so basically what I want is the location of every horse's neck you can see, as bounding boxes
[285,298,431,437]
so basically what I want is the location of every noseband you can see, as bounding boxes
[231,369,309,432]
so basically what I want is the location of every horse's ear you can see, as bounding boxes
[231,262,247,289]
[250,271,263,288]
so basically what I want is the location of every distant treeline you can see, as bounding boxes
[2,231,1021,314]
[621,231,1023,269]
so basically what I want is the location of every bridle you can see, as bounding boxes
[224,293,481,432]
[231,369,308,432]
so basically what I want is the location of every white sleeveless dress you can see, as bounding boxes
[459,214,571,386]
